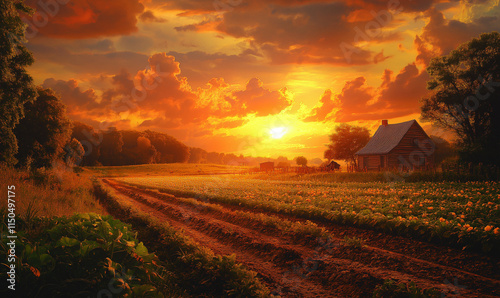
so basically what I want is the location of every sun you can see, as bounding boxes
[269,127,288,139]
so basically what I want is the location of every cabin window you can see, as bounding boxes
[380,156,385,168]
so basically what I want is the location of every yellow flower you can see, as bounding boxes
[494,228,499,235]
[467,227,474,232]
[439,218,445,222]
[484,225,492,232]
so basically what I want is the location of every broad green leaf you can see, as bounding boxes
[57,237,80,247]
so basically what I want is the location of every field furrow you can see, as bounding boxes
[104,179,500,297]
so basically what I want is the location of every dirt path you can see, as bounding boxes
[103,179,500,297]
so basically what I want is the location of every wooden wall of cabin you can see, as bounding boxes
[388,122,435,170]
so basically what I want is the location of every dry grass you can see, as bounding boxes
[0,163,106,219]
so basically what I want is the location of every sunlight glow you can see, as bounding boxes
[269,127,289,139]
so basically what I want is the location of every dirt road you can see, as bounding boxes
[102,179,500,297]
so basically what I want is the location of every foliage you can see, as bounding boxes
[0,0,37,165]
[144,130,189,164]
[324,148,335,161]
[421,31,500,166]
[295,156,308,167]
[326,123,370,167]
[0,213,170,297]
[71,124,190,166]
[64,138,85,167]
[372,279,440,298]
[343,236,364,249]
[429,135,456,166]
[71,121,102,166]
[99,128,124,166]
[188,147,207,163]
[14,87,72,169]
[120,176,500,254]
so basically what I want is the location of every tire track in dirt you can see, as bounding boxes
[105,179,500,297]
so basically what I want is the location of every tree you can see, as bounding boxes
[144,130,189,163]
[64,138,85,167]
[72,121,102,166]
[188,147,207,164]
[295,156,307,167]
[421,32,500,165]
[0,0,37,165]
[14,88,72,169]
[430,135,456,166]
[324,149,335,161]
[99,128,123,166]
[326,123,370,167]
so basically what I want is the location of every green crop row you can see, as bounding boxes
[118,176,500,254]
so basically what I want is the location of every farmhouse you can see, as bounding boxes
[356,120,435,171]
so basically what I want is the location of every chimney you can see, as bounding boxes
[382,120,388,126]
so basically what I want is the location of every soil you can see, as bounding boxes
[101,179,500,298]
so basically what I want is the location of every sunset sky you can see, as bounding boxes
[23,0,500,159]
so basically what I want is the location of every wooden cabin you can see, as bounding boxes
[355,120,435,171]
[260,161,274,172]
[324,160,341,171]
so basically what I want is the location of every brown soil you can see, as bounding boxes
[102,179,500,298]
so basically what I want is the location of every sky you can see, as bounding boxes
[23,0,500,160]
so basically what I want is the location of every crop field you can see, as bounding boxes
[100,173,500,297]
[117,176,500,252]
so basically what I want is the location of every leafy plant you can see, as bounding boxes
[0,213,171,297]
[343,236,365,249]
[373,279,441,298]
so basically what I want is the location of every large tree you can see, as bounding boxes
[71,121,101,166]
[0,0,37,165]
[14,88,72,169]
[326,123,370,167]
[295,156,307,167]
[421,32,500,165]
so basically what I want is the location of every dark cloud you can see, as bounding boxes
[25,0,144,38]
[139,10,167,23]
[420,7,500,55]
[27,42,149,75]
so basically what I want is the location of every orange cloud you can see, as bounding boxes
[43,53,291,135]
[304,63,429,122]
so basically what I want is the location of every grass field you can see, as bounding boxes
[0,164,105,219]
[86,163,250,177]
[117,175,500,253]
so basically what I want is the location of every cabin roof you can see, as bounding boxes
[356,120,420,155]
